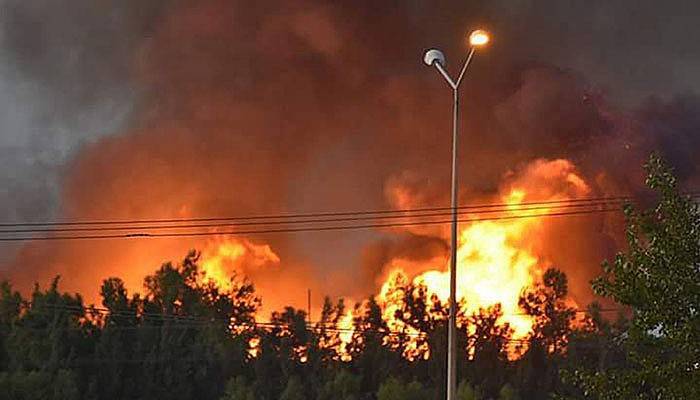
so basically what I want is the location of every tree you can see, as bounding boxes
[376,377,433,400]
[317,369,361,400]
[313,296,347,364]
[385,278,451,396]
[457,380,481,400]
[252,307,310,400]
[0,369,80,400]
[498,383,520,400]
[569,155,700,399]
[0,281,22,371]
[558,302,630,399]
[519,269,576,355]
[91,278,140,400]
[0,277,92,399]
[220,376,255,400]
[463,305,513,397]
[518,268,576,398]
[269,307,310,376]
[89,251,260,400]
[279,375,306,400]
[346,297,401,395]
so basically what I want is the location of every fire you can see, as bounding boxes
[248,337,261,358]
[434,193,537,339]
[379,271,431,359]
[196,159,590,361]
[419,192,538,344]
[200,237,280,291]
[377,190,540,359]
[377,159,591,359]
[337,309,355,361]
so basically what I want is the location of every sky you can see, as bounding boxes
[1,0,699,310]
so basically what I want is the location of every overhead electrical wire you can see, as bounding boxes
[2,193,676,364]
[2,191,698,229]
[0,192,695,242]
[0,206,622,241]
[0,199,632,234]
[0,193,640,227]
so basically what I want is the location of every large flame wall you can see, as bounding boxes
[5,1,700,335]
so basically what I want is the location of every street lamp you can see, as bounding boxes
[423,29,489,400]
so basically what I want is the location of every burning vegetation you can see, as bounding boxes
[2,0,700,398]
[184,158,594,362]
[1,155,698,399]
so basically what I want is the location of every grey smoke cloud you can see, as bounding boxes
[0,0,168,263]
[489,0,700,106]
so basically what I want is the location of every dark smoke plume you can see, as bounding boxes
[2,0,700,312]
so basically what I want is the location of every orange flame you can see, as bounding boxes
[377,190,539,359]
[337,309,355,361]
[197,159,590,361]
[200,237,280,291]
[377,159,591,359]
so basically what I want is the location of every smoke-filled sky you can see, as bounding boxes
[1,0,699,313]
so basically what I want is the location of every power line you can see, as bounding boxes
[0,206,623,242]
[0,198,634,234]
[2,191,697,241]
[3,191,697,229]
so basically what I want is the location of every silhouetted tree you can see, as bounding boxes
[280,375,307,400]
[0,281,22,371]
[0,277,93,398]
[376,377,433,400]
[317,369,361,400]
[517,268,575,398]
[565,155,700,399]
[347,297,401,396]
[464,305,513,397]
[220,376,255,400]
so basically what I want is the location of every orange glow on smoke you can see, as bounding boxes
[200,237,280,291]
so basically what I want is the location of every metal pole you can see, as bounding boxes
[446,86,459,400]
[425,45,477,400]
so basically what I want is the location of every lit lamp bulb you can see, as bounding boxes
[468,29,490,47]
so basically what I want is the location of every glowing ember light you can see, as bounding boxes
[248,337,261,358]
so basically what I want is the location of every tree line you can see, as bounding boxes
[0,155,697,399]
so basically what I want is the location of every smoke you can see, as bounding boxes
[0,0,168,262]
[489,0,700,106]
[3,0,700,313]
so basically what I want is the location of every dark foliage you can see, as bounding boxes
[1,156,696,399]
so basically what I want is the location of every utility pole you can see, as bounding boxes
[307,289,311,325]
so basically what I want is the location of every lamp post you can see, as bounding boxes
[423,29,490,400]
